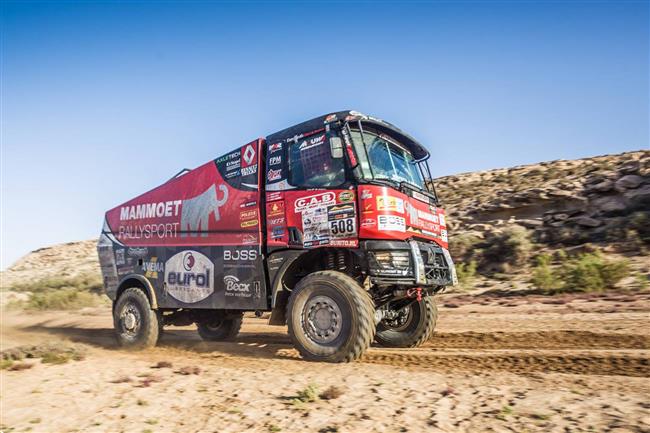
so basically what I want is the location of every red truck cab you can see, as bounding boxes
[98,110,456,362]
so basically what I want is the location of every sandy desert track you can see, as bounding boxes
[2,291,649,432]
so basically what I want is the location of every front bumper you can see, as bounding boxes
[362,240,457,287]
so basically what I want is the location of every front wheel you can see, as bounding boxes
[113,287,161,349]
[375,297,438,348]
[196,312,243,341]
[287,271,375,363]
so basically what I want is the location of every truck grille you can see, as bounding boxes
[419,244,452,285]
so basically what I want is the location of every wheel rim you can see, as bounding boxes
[203,318,224,331]
[120,302,142,339]
[382,305,414,331]
[302,295,343,344]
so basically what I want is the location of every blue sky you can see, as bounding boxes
[1,1,648,269]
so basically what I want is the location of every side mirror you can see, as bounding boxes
[330,137,344,159]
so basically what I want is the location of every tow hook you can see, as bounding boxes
[407,287,422,302]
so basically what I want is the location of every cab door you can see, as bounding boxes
[265,128,358,252]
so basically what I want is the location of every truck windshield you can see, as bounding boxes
[349,128,427,190]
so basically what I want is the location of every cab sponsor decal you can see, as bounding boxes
[361,189,373,200]
[269,142,282,153]
[377,196,404,213]
[338,191,354,202]
[439,214,446,226]
[269,156,282,166]
[242,234,258,244]
[268,201,284,216]
[302,201,357,248]
[294,192,336,212]
[271,226,285,239]
[378,215,406,232]
[361,218,376,228]
[269,217,285,225]
[298,133,326,151]
[267,169,282,181]
[411,190,430,203]
[143,257,163,279]
[267,191,282,202]
[164,250,214,303]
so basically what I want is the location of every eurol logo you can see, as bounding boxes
[294,192,336,212]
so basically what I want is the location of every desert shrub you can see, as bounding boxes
[559,253,629,293]
[23,288,101,310]
[629,212,650,244]
[449,233,481,262]
[455,260,477,287]
[10,273,103,294]
[531,253,555,292]
[482,226,532,272]
[296,384,320,403]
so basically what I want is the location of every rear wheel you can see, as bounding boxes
[287,271,375,363]
[113,287,160,349]
[196,312,243,341]
[375,296,437,348]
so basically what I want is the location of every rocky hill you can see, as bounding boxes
[438,150,649,255]
[1,150,647,291]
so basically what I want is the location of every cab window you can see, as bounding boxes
[288,132,345,187]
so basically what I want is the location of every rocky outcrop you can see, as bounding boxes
[436,150,649,253]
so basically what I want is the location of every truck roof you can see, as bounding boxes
[266,110,430,161]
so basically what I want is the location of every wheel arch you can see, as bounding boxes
[268,248,362,325]
[115,274,159,309]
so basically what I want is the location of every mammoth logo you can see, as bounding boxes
[180,184,228,237]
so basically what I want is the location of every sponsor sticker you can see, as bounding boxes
[269,142,282,153]
[377,196,405,213]
[271,226,285,239]
[269,156,282,166]
[439,214,446,226]
[361,218,376,228]
[224,275,260,299]
[361,189,372,200]
[143,257,163,279]
[378,215,406,232]
[224,249,258,261]
[164,250,214,303]
[268,201,284,216]
[115,249,125,265]
[127,247,149,258]
[294,192,336,212]
[267,169,281,181]
[242,144,256,165]
[338,191,354,202]
[298,133,326,152]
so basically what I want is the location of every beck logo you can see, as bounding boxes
[164,250,214,303]
[294,192,336,212]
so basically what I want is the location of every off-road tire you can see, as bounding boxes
[113,287,160,349]
[375,296,437,348]
[196,312,243,341]
[287,271,375,363]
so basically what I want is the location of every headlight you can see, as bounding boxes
[369,250,411,276]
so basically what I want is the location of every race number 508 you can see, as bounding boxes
[330,218,355,236]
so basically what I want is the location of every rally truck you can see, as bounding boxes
[98,110,457,362]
